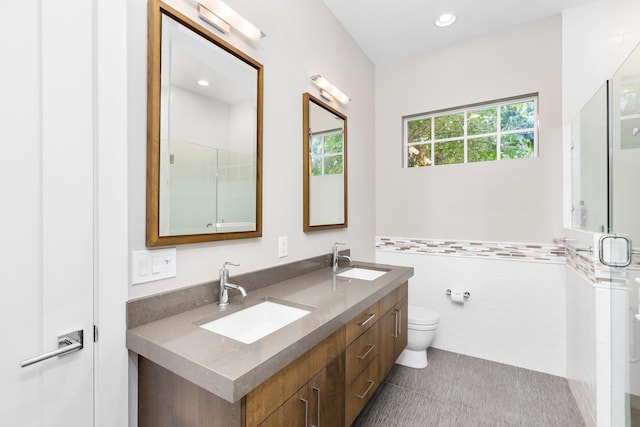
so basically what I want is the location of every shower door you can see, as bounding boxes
[607,41,640,427]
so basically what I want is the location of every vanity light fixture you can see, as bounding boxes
[197,1,264,41]
[319,89,334,103]
[435,13,456,27]
[310,74,350,105]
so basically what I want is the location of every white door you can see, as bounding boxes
[0,1,95,426]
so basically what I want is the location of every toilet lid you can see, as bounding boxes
[408,305,439,325]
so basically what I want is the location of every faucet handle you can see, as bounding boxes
[222,261,240,270]
[332,242,345,249]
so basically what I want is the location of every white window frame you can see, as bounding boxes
[403,94,539,168]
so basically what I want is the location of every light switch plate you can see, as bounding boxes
[132,248,177,285]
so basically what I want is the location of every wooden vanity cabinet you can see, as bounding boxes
[344,282,408,426]
[137,282,408,427]
[244,327,345,427]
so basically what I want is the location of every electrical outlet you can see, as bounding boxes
[278,236,288,258]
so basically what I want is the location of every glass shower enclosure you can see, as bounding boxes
[606,41,640,426]
[573,39,640,426]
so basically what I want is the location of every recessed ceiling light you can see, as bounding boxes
[197,79,210,86]
[435,13,456,27]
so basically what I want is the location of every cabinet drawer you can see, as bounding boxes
[379,282,408,314]
[345,323,379,387]
[345,356,380,427]
[346,302,379,344]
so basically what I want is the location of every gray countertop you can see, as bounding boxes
[126,261,413,403]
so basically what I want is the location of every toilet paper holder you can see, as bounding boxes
[446,289,470,299]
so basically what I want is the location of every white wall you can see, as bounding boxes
[375,15,563,243]
[377,250,567,376]
[127,0,375,300]
[170,86,230,148]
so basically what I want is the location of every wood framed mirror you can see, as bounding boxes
[302,93,348,231]
[147,0,263,246]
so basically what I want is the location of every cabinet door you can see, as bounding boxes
[246,328,345,427]
[378,297,408,379]
[259,361,344,427]
[393,298,408,361]
[308,358,344,427]
[258,386,309,427]
[379,307,397,378]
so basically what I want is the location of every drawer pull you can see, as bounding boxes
[356,344,375,360]
[357,313,375,327]
[355,380,375,400]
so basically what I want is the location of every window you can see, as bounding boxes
[404,95,538,168]
[310,130,344,176]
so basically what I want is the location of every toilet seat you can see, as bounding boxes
[407,305,439,326]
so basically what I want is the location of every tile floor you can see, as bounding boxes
[353,348,585,427]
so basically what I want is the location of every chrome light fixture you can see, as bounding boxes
[310,74,350,105]
[198,1,264,41]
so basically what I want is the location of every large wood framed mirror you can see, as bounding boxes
[303,93,348,231]
[147,0,263,247]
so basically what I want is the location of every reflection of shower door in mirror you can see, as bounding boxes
[165,140,218,236]
[607,42,640,427]
[163,142,257,236]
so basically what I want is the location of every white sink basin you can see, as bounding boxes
[200,301,311,344]
[336,267,387,281]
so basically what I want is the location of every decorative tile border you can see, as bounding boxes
[376,236,631,287]
[564,247,598,283]
[376,236,565,263]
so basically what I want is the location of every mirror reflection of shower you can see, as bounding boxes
[163,141,256,236]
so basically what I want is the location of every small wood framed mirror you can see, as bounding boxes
[302,93,348,231]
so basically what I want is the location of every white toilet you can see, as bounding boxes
[395,304,440,369]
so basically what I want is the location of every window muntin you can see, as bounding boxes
[404,96,537,168]
[310,130,344,176]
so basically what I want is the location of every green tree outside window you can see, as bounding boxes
[404,96,537,168]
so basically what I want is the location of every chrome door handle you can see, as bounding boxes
[598,234,632,267]
[20,330,83,368]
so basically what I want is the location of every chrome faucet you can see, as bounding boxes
[217,262,247,307]
[332,242,352,272]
